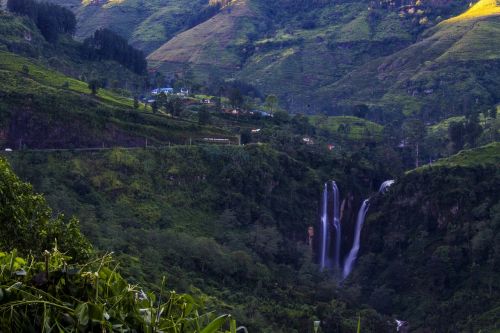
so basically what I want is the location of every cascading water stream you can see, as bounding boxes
[379,179,395,193]
[320,183,328,271]
[331,181,341,272]
[319,180,395,276]
[342,199,370,279]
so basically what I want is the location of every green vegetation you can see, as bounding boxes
[0,158,236,332]
[1,0,499,331]
[429,142,500,167]
[349,144,500,331]
[0,158,90,260]
[82,28,147,74]
[0,50,236,149]
[0,250,237,332]
[7,0,76,43]
[446,0,500,22]
[0,50,134,108]
[6,143,395,332]
[318,10,500,121]
[143,0,479,115]
[308,115,383,142]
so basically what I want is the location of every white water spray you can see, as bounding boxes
[331,181,341,272]
[320,183,328,271]
[342,199,370,279]
[378,179,395,193]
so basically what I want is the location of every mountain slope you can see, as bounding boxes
[316,0,500,119]
[47,0,216,54]
[348,142,500,331]
[146,0,479,114]
[0,50,236,149]
[148,0,256,70]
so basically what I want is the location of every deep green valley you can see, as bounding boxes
[0,0,499,332]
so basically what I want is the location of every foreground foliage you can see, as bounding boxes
[0,249,237,332]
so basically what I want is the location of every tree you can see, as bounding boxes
[448,121,465,152]
[151,101,158,114]
[273,110,290,124]
[81,29,147,74]
[8,0,76,43]
[229,88,243,109]
[198,107,211,125]
[157,93,183,116]
[464,111,483,147]
[21,64,29,75]
[265,94,278,114]
[337,123,351,137]
[240,129,252,145]
[488,108,497,119]
[0,159,91,260]
[88,79,100,95]
[353,104,369,119]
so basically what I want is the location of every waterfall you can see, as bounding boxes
[331,181,341,272]
[320,183,329,271]
[342,199,370,279]
[378,179,395,193]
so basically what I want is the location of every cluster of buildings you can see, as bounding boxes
[143,87,189,104]
[150,87,189,96]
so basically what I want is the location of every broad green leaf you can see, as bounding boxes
[230,319,236,333]
[201,314,230,333]
[75,302,89,326]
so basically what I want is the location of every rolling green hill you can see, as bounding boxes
[0,49,236,149]
[147,0,421,113]
[47,0,486,115]
[146,0,487,115]
[315,0,500,119]
[46,0,219,54]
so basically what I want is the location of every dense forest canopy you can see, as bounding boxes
[81,28,147,75]
[7,0,76,42]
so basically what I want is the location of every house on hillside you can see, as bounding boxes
[180,88,189,96]
[151,87,173,95]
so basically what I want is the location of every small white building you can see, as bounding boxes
[151,87,174,95]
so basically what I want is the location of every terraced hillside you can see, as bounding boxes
[0,50,236,149]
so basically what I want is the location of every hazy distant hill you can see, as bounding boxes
[48,0,497,115]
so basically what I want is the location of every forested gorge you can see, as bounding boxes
[0,0,499,331]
